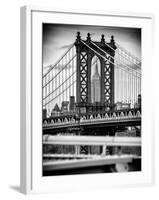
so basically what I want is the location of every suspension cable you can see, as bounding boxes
[43,44,74,78]
[116,42,141,63]
[43,55,76,89]
[44,80,76,107]
[103,41,141,69]
[43,70,77,102]
[85,40,141,105]
[82,40,141,77]
[90,40,141,76]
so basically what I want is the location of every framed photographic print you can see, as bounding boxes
[20,6,154,194]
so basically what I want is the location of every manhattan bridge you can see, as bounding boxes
[42,32,141,175]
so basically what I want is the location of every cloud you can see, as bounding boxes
[43,24,141,69]
[59,44,73,50]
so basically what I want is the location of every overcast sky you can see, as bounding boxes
[42,23,141,68]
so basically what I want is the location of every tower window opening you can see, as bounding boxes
[91,56,101,103]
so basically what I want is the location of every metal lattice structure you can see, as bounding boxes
[75,33,117,112]
[104,56,112,103]
[79,52,88,103]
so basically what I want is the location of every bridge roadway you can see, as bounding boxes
[43,135,141,147]
[43,155,141,175]
[43,110,141,134]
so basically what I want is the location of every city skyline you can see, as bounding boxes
[46,63,104,117]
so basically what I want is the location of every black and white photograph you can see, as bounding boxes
[42,24,141,176]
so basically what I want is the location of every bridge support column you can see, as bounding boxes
[75,32,116,111]
[110,56,115,106]
[75,145,80,155]
[110,36,115,106]
[87,51,92,105]
[76,48,81,106]
[102,144,107,156]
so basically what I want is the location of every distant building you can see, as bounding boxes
[80,107,87,114]
[138,94,141,107]
[134,94,141,109]
[61,101,69,113]
[91,64,100,103]
[69,96,75,112]
[115,102,130,110]
[51,103,60,116]
[43,109,47,119]
[134,102,140,109]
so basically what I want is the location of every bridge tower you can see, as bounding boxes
[75,32,117,113]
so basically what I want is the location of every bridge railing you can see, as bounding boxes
[43,109,141,127]
[43,135,141,147]
[43,135,141,172]
[43,135,141,158]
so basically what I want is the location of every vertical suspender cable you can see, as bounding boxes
[119,66,121,102]
[48,73,50,114]
[72,47,74,98]
[58,61,60,110]
[69,50,71,102]
[59,60,62,108]
[117,66,119,102]
[67,53,69,102]
[62,58,64,104]
[131,71,133,108]
[127,70,129,103]
[50,70,53,113]
[122,69,124,103]
[116,64,117,102]
[124,70,126,103]
[55,66,57,108]
[73,54,75,99]
[65,54,67,102]
[134,72,135,106]
[123,69,125,103]
[45,75,47,113]
[132,72,134,107]
[135,72,137,105]
[115,65,117,103]
[139,72,141,95]
[130,71,132,108]
[138,74,139,97]
[138,73,139,99]
[42,77,44,108]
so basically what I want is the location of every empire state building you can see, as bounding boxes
[91,64,101,103]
